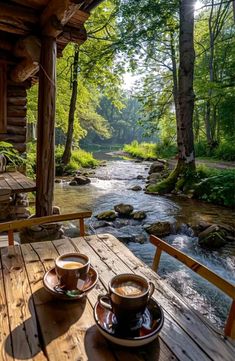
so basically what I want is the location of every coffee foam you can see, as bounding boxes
[57,256,86,269]
[113,280,146,297]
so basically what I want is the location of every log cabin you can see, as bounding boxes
[0,0,102,217]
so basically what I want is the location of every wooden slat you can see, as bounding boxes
[99,234,235,359]
[150,235,235,299]
[0,246,46,360]
[71,236,211,361]
[0,211,92,232]
[0,61,7,133]
[2,172,24,192]
[0,253,13,361]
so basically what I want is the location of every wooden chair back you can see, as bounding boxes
[0,211,92,245]
[150,234,235,339]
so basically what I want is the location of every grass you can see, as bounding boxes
[55,146,99,175]
[123,141,177,160]
[26,143,99,177]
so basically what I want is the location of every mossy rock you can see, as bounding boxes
[96,210,117,221]
[198,231,226,249]
[114,203,134,216]
[132,211,147,220]
[145,221,172,236]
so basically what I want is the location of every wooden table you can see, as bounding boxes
[0,171,36,194]
[0,234,234,361]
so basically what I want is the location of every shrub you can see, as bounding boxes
[214,142,235,161]
[123,141,176,160]
[0,141,25,168]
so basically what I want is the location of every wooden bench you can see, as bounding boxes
[150,234,235,339]
[0,211,92,245]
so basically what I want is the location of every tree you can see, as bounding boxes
[62,45,79,165]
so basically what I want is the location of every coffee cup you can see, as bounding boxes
[55,253,90,290]
[98,273,154,328]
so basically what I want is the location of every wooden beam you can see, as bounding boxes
[0,2,37,35]
[41,1,88,37]
[57,25,87,46]
[11,36,41,83]
[150,235,235,299]
[0,61,7,133]
[36,36,56,217]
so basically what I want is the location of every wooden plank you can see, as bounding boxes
[100,234,235,359]
[0,211,92,232]
[21,241,118,361]
[53,237,179,361]
[0,246,46,360]
[0,251,13,361]
[225,300,235,339]
[0,61,7,133]
[2,173,24,192]
[150,235,235,299]
[9,172,36,191]
[71,236,208,361]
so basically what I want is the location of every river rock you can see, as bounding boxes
[92,220,113,229]
[96,210,117,221]
[130,185,142,191]
[114,203,134,217]
[198,224,226,249]
[136,175,144,180]
[132,211,147,220]
[144,221,172,236]
[69,175,91,186]
[149,161,165,174]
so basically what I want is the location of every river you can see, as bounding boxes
[54,151,235,329]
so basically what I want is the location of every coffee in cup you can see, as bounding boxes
[98,273,154,329]
[55,253,90,290]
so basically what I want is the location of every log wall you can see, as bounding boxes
[0,78,28,153]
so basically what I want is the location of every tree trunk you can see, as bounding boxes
[176,0,196,170]
[62,46,79,165]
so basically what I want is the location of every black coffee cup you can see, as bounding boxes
[55,253,90,290]
[98,273,154,328]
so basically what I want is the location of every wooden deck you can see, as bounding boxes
[0,171,36,193]
[0,234,234,361]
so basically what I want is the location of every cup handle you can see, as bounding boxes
[148,281,155,301]
[98,294,112,311]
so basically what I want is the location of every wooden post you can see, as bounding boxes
[36,36,56,217]
[7,230,14,246]
[152,248,162,272]
[79,219,85,236]
[225,300,235,339]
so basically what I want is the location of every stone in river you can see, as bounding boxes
[149,161,165,174]
[132,211,147,220]
[131,185,142,191]
[114,203,134,217]
[96,210,117,221]
[198,224,226,249]
[145,221,172,236]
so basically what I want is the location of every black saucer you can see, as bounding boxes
[94,298,164,347]
[43,266,98,300]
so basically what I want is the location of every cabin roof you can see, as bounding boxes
[0,0,102,84]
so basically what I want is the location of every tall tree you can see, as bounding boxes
[62,45,79,165]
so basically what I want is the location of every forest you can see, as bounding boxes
[19,0,234,206]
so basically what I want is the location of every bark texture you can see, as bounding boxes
[62,46,79,166]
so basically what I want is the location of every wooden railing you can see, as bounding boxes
[0,211,92,246]
[150,235,235,339]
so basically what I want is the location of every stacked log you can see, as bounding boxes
[0,81,27,153]
[0,189,11,221]
[10,193,30,219]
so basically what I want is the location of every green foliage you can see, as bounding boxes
[123,141,177,160]
[0,141,25,168]
[55,146,99,175]
[193,167,235,207]
[195,141,235,161]
[26,142,36,178]
[124,141,158,160]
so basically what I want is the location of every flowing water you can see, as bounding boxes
[54,152,235,329]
